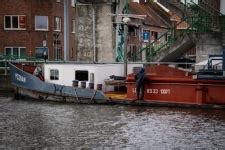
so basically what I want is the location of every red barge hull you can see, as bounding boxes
[127,65,225,105]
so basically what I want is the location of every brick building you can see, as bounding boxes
[0,0,76,61]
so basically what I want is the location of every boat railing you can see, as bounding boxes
[0,60,195,75]
[196,55,224,77]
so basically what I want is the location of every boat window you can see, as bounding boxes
[50,69,59,80]
[75,70,88,81]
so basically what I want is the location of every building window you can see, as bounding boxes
[55,47,62,60]
[4,47,26,58]
[72,19,76,33]
[4,15,26,30]
[54,17,62,32]
[128,26,137,36]
[35,47,48,59]
[50,69,59,80]
[35,16,48,31]
[71,0,76,7]
[75,70,88,81]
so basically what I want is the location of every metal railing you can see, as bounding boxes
[0,59,66,75]
[0,59,196,75]
[130,15,214,62]
[0,55,46,61]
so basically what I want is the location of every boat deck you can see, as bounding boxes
[105,92,129,101]
[104,91,225,109]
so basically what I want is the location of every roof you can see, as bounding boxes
[129,2,170,28]
[170,13,190,29]
[129,2,188,30]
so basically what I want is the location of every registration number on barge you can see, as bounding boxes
[147,88,171,95]
[132,88,171,95]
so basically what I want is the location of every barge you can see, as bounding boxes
[126,52,225,106]
[8,51,225,108]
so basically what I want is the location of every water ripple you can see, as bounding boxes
[0,98,225,148]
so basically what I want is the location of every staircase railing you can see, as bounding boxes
[130,15,213,62]
[198,0,223,16]
[168,0,204,17]
[129,0,225,62]
[190,0,224,30]
[170,0,222,19]
[176,0,225,31]
[188,1,210,16]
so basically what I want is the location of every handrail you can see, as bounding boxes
[0,55,196,76]
[127,0,223,62]
[131,16,190,60]
[0,59,195,75]
[197,0,223,16]
[189,0,213,16]
[130,16,213,62]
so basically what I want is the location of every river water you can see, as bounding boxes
[0,94,225,149]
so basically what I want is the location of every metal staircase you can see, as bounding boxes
[151,33,195,62]
[130,0,224,62]
[131,15,213,62]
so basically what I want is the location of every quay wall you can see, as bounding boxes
[0,75,12,90]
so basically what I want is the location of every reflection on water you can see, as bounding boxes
[0,96,225,148]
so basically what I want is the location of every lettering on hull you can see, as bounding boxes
[132,88,171,95]
[15,73,26,83]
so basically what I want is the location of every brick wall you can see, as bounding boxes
[0,0,76,61]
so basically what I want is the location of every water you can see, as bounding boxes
[0,94,225,149]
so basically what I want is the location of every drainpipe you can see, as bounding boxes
[64,0,69,61]
[92,4,96,63]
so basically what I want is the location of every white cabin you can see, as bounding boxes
[194,57,223,72]
[43,63,143,92]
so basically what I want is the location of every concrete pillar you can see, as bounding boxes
[95,4,114,63]
[76,3,114,63]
